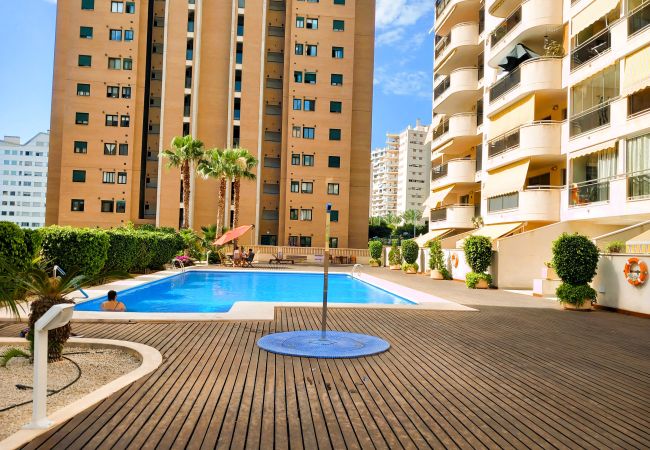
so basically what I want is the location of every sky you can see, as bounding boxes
[0,0,433,149]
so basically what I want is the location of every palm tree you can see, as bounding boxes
[161,135,205,229]
[384,212,402,235]
[402,209,424,238]
[197,148,231,237]
[224,148,258,229]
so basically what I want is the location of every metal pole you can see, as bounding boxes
[321,203,332,340]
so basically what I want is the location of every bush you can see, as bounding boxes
[23,228,42,260]
[465,272,492,289]
[401,239,419,264]
[463,235,492,274]
[556,282,596,307]
[428,239,444,270]
[388,241,401,265]
[369,240,383,261]
[402,262,419,272]
[552,233,599,285]
[39,226,109,276]
[105,229,142,273]
[605,241,625,253]
[147,232,184,269]
[0,222,28,269]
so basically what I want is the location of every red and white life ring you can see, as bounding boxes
[450,253,459,268]
[623,257,648,287]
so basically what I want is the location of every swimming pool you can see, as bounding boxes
[75,271,414,313]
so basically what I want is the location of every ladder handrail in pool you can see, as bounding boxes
[352,264,363,279]
[171,259,186,272]
[53,265,89,298]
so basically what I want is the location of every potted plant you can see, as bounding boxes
[606,241,625,253]
[463,235,492,289]
[388,241,402,270]
[368,240,383,267]
[429,239,450,280]
[401,239,419,274]
[542,261,559,280]
[552,233,599,311]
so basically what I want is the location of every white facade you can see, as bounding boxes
[0,133,49,228]
[396,122,431,215]
[370,138,399,217]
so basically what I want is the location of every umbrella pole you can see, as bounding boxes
[321,203,332,340]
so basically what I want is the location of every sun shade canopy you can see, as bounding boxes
[215,225,253,246]
[483,159,530,198]
[498,44,540,72]
[456,222,524,248]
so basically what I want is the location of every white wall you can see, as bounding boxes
[593,254,650,315]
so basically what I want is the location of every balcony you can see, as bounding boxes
[435,22,481,75]
[430,113,481,154]
[629,1,650,36]
[487,0,563,68]
[569,101,611,138]
[431,158,477,189]
[486,121,562,170]
[488,0,523,18]
[429,204,477,229]
[435,0,481,36]
[487,57,563,116]
[570,28,611,71]
[485,188,561,224]
[433,67,481,114]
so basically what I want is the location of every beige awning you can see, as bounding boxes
[488,95,535,139]
[415,229,451,247]
[424,185,455,209]
[623,45,650,96]
[483,159,530,198]
[569,139,617,159]
[572,0,619,36]
[456,222,524,248]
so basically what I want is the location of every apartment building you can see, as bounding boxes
[46,0,375,248]
[396,121,431,215]
[428,0,650,247]
[0,133,50,229]
[370,142,399,217]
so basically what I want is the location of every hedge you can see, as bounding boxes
[39,226,110,276]
[0,222,29,269]
[463,235,492,274]
[106,229,185,273]
[401,240,419,265]
[368,240,383,261]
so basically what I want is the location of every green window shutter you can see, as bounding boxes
[329,129,341,141]
[330,101,342,113]
[330,210,339,222]
[333,0,345,4]
[78,54,92,67]
[80,26,93,38]
[72,170,86,182]
[81,0,94,10]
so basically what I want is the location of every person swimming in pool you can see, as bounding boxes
[101,290,126,312]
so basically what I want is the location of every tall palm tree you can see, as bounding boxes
[224,148,258,229]
[402,209,424,237]
[161,135,205,229]
[384,212,402,235]
[197,148,232,237]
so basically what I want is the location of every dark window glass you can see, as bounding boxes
[328,156,341,168]
[101,200,114,212]
[74,141,88,154]
[71,199,85,211]
[329,128,341,140]
[72,170,86,182]
[78,55,92,67]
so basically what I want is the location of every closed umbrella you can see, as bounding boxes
[498,43,540,72]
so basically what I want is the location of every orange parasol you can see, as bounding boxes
[214,224,253,246]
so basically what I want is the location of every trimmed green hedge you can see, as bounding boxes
[0,222,29,269]
[463,235,492,274]
[401,239,419,265]
[552,233,599,285]
[556,282,596,306]
[39,226,110,276]
[106,228,185,273]
[388,241,401,265]
[369,240,383,261]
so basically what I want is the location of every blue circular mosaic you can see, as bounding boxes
[257,330,390,358]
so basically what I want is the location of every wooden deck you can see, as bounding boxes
[1,305,649,449]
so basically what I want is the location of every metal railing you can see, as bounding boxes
[53,265,89,298]
[430,207,448,222]
[431,163,449,181]
[431,118,450,140]
[628,169,650,199]
[569,179,610,206]
[435,36,450,59]
[434,76,451,99]
[172,259,186,272]
[629,1,650,35]
[488,128,520,158]
[436,0,452,18]
[489,65,521,102]
[571,27,611,70]
[570,101,611,137]
[490,5,522,47]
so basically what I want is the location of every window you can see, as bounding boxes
[306,18,318,29]
[300,209,313,221]
[80,26,93,38]
[331,73,343,85]
[302,154,314,166]
[108,57,121,69]
[487,193,519,212]
[301,181,313,193]
[290,181,300,192]
[328,156,340,168]
[105,114,118,126]
[77,83,90,96]
[329,237,339,248]
[78,55,92,67]
[294,71,303,83]
[107,86,119,98]
[104,143,117,155]
[124,30,134,41]
[295,43,304,55]
[120,115,130,127]
[334,0,345,4]
[330,101,342,113]
[329,129,341,140]
[111,1,123,13]
[306,44,318,56]
[72,170,86,182]
[125,2,135,13]
[305,72,317,84]
[116,200,126,213]
[109,29,122,41]
[296,16,304,28]
[330,210,339,222]
[528,173,551,187]
[81,0,94,10]
[303,127,315,139]
[74,141,88,154]
[332,47,344,58]
[123,58,132,70]
[122,86,131,99]
[333,19,345,31]
[328,183,340,195]
[71,199,85,211]
[291,154,301,165]
[103,171,116,183]
[290,209,299,220]
[75,112,89,125]
[117,172,127,184]
[288,236,299,246]
[304,99,316,111]
[101,200,114,212]
[293,98,302,110]
[300,236,312,247]
[119,143,128,155]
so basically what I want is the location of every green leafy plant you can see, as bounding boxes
[105,229,141,273]
[465,272,492,289]
[401,239,419,264]
[388,241,402,266]
[0,222,29,270]
[605,241,625,253]
[556,283,596,307]
[552,233,600,306]
[463,235,492,273]
[402,262,419,272]
[39,226,110,276]
[368,240,383,265]
[429,239,451,279]
[0,348,30,367]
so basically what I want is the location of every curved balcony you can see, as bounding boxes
[435,22,482,75]
[430,113,481,154]
[433,67,481,114]
[487,57,563,116]
[488,0,522,18]
[485,188,560,224]
[487,0,564,68]
[429,204,477,229]
[486,121,562,171]
[435,0,482,36]
[431,158,477,189]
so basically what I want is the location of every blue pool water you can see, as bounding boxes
[75,271,413,313]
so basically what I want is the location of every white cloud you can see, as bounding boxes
[375,0,433,48]
[43,0,57,4]
[374,67,432,98]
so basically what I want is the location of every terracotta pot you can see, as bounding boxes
[475,278,489,289]
[430,269,444,280]
[405,267,417,274]
[563,300,592,311]
[390,264,402,270]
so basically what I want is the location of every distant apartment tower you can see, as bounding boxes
[396,121,430,215]
[0,133,49,229]
[46,0,375,248]
[370,141,399,217]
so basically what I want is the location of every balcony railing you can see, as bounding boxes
[489,65,521,102]
[435,36,450,59]
[434,77,451,99]
[430,207,447,222]
[570,102,611,137]
[487,192,519,212]
[569,179,610,206]
[432,118,450,140]
[629,1,650,36]
[488,128,520,158]
[431,163,449,181]
[436,0,452,18]
[475,143,483,171]
[628,169,650,199]
[490,5,521,48]
[571,28,611,70]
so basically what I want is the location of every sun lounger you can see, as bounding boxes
[269,253,294,264]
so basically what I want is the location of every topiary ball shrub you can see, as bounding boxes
[552,233,599,285]
[39,226,109,276]
[368,240,383,265]
[463,235,492,274]
[401,239,419,265]
[0,222,28,270]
